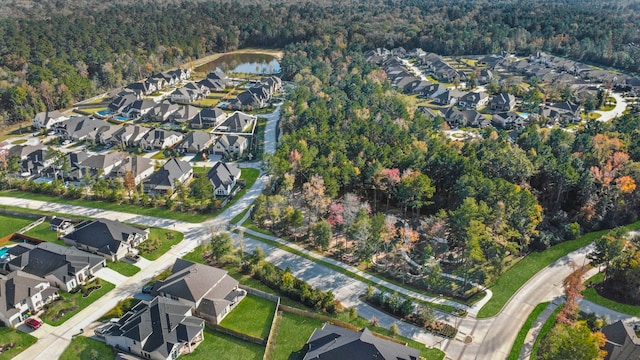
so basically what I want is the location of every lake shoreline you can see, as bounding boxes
[189,48,284,74]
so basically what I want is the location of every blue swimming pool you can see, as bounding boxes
[114,116,130,122]
[33,177,54,184]
[0,247,9,259]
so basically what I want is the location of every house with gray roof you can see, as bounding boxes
[63,219,149,261]
[171,105,200,124]
[492,111,524,129]
[143,158,193,196]
[214,111,256,133]
[2,242,105,291]
[0,270,58,327]
[111,125,151,147]
[190,107,227,129]
[170,87,201,104]
[490,92,517,111]
[123,100,157,119]
[105,296,204,360]
[109,92,139,114]
[145,101,180,123]
[207,161,241,196]
[303,323,420,360]
[111,156,155,185]
[152,259,245,324]
[79,151,129,177]
[140,128,184,150]
[601,320,640,360]
[458,91,489,109]
[53,116,106,141]
[176,132,216,154]
[212,134,248,156]
[32,110,68,130]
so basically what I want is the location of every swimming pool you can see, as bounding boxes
[96,110,112,118]
[0,247,9,259]
[114,116,130,122]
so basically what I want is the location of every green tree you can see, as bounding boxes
[312,220,332,251]
[210,232,234,264]
[538,321,606,360]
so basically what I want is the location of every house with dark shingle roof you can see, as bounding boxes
[458,91,489,109]
[145,101,180,123]
[601,320,640,360]
[190,107,227,129]
[176,132,216,154]
[303,323,420,360]
[152,259,245,324]
[171,105,200,124]
[111,156,155,185]
[3,242,105,291]
[212,134,248,156]
[105,296,204,360]
[140,128,184,150]
[143,158,193,196]
[0,270,58,327]
[32,110,68,130]
[207,161,241,196]
[490,92,517,111]
[214,111,256,133]
[62,219,149,261]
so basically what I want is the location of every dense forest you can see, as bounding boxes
[3,0,640,126]
[258,36,640,286]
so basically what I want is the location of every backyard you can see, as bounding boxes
[0,213,33,238]
[271,311,323,360]
[184,327,264,360]
[22,222,66,246]
[583,272,640,317]
[0,327,37,360]
[219,293,277,339]
[137,228,184,260]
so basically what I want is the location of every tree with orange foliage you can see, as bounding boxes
[556,264,586,325]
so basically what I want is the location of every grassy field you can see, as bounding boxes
[138,228,184,260]
[59,336,115,360]
[193,98,220,107]
[184,327,264,360]
[477,221,640,318]
[22,222,67,246]
[106,260,140,276]
[220,294,277,339]
[272,311,323,360]
[41,280,115,326]
[0,327,37,360]
[583,272,640,316]
[507,302,549,360]
[0,214,34,238]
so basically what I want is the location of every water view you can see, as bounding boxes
[195,52,281,75]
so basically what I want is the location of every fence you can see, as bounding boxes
[16,216,46,234]
[263,311,282,360]
[208,324,266,346]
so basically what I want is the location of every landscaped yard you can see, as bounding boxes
[184,327,264,360]
[106,260,140,276]
[23,222,67,246]
[0,327,37,360]
[271,311,323,360]
[138,228,184,260]
[583,272,640,316]
[41,279,115,326]
[59,336,115,360]
[0,214,33,238]
[220,293,276,339]
[477,220,640,318]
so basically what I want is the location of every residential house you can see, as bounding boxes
[198,78,225,92]
[111,156,155,186]
[600,320,640,360]
[140,129,184,150]
[421,83,449,99]
[303,323,420,360]
[214,111,256,133]
[63,219,149,261]
[126,81,156,96]
[458,92,489,109]
[152,259,246,324]
[233,90,266,109]
[122,100,156,119]
[2,242,106,291]
[261,76,282,94]
[109,92,139,114]
[477,69,494,85]
[143,158,193,196]
[416,106,440,120]
[207,161,241,196]
[111,125,151,147]
[176,132,216,154]
[19,148,52,178]
[169,87,201,104]
[540,101,581,124]
[190,108,227,129]
[105,296,204,360]
[490,93,517,111]
[212,134,248,156]
[145,102,180,123]
[50,217,72,233]
[492,111,524,129]
[0,271,58,327]
[431,89,466,106]
[168,68,191,82]
[171,105,200,125]
[442,107,489,128]
[206,69,229,83]
[45,151,90,181]
[184,82,210,97]
[53,116,106,142]
[95,124,121,145]
[7,144,45,161]
[32,110,68,130]
[79,151,128,177]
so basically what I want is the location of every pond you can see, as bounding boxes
[195,52,281,75]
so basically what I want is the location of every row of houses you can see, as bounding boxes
[227,76,282,110]
[169,69,230,104]
[127,68,192,97]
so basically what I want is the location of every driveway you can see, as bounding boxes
[595,91,627,122]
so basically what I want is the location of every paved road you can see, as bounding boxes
[595,91,627,122]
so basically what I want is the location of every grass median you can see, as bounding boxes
[507,302,549,360]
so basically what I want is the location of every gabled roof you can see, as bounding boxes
[8,144,45,160]
[126,100,156,113]
[155,259,234,303]
[145,158,192,189]
[304,323,420,360]
[460,91,488,104]
[214,134,247,151]
[216,111,255,133]
[601,321,640,360]
[206,161,240,189]
[63,219,147,256]
[147,102,179,120]
[79,152,128,171]
[177,132,215,152]
[110,296,203,358]
[172,105,200,123]
[207,70,228,81]
[112,156,154,178]
[0,270,50,317]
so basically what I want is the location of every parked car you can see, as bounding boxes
[142,285,153,294]
[94,324,113,338]
[125,252,141,262]
[25,318,42,330]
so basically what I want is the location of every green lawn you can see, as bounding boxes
[0,214,33,238]
[508,302,549,360]
[0,327,37,360]
[59,336,115,360]
[138,228,184,260]
[0,191,212,222]
[582,272,640,316]
[99,297,141,321]
[220,294,276,339]
[193,98,220,107]
[272,311,324,360]
[22,222,67,246]
[477,220,640,318]
[41,280,115,326]
[184,327,264,360]
[106,260,140,276]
